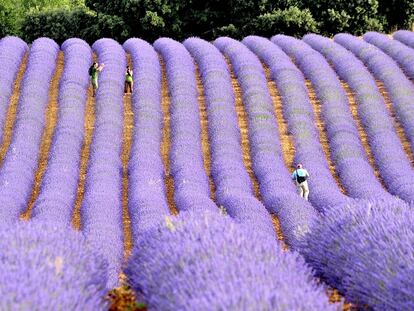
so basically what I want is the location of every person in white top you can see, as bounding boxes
[292,163,310,201]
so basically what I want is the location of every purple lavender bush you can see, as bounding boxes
[32,38,92,223]
[349,32,414,158]
[364,31,414,79]
[308,33,414,202]
[393,30,414,49]
[303,199,414,310]
[269,34,391,201]
[0,220,108,310]
[123,38,170,241]
[81,38,125,288]
[0,37,28,144]
[235,35,346,211]
[126,210,339,311]
[154,38,218,213]
[204,36,317,248]
[0,38,59,224]
[184,37,276,243]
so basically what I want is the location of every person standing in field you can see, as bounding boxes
[89,62,104,97]
[125,65,134,94]
[292,163,310,201]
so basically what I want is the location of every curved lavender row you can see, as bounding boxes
[364,32,414,79]
[81,39,125,288]
[123,38,170,240]
[269,35,389,200]
[126,211,338,310]
[329,33,414,202]
[243,35,346,210]
[0,38,59,223]
[154,38,217,213]
[211,36,317,248]
[0,37,28,143]
[32,39,92,222]
[393,30,414,49]
[356,32,414,156]
[184,38,276,243]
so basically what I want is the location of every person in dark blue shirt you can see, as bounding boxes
[292,163,310,201]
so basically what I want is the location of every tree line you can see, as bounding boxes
[1,0,413,44]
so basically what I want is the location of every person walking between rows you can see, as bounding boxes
[125,66,134,94]
[89,62,104,97]
[292,163,310,201]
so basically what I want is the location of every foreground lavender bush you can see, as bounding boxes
[126,211,339,311]
[0,221,108,310]
[303,200,414,310]
[123,38,170,240]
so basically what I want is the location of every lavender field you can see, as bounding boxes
[1,32,414,310]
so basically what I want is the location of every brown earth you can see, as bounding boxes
[195,65,217,202]
[265,68,296,171]
[121,55,134,258]
[72,55,97,230]
[160,57,178,215]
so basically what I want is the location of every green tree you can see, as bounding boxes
[21,7,127,44]
[0,0,85,38]
[302,0,384,35]
[0,2,20,36]
[245,7,319,38]
[378,0,414,31]
[85,0,183,41]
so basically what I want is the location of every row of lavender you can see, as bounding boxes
[153,38,217,213]
[80,39,125,289]
[123,38,170,240]
[0,37,27,145]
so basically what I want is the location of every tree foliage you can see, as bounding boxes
[301,0,384,35]
[378,0,414,31]
[2,0,414,42]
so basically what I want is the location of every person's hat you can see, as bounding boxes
[297,163,302,168]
